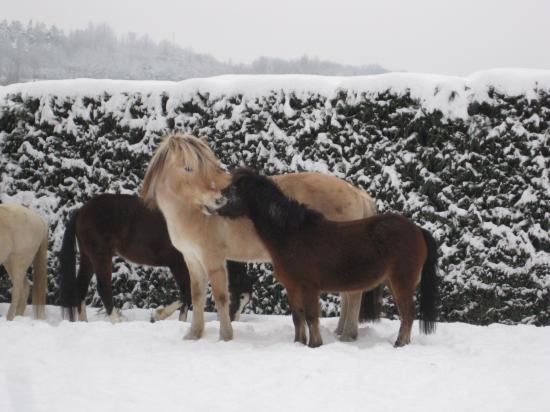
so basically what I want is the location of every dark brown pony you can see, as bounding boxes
[212,169,440,348]
[59,194,252,322]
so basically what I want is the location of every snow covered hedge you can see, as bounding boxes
[1,70,549,325]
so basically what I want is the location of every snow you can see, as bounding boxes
[0,305,548,412]
[2,69,550,119]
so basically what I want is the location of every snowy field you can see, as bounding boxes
[0,304,548,412]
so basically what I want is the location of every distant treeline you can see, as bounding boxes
[0,20,387,85]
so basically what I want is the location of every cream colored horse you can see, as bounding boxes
[141,133,376,341]
[0,203,48,320]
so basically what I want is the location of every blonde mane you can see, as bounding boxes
[141,133,223,207]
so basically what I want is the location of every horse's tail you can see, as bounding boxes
[59,210,79,321]
[358,286,383,322]
[358,190,384,322]
[419,228,440,334]
[32,224,49,319]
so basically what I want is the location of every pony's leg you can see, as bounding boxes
[339,291,362,342]
[227,261,253,322]
[184,260,208,340]
[151,301,182,323]
[76,253,94,322]
[207,264,233,341]
[390,281,415,347]
[171,260,192,322]
[335,292,350,335]
[92,255,121,323]
[303,290,323,348]
[285,287,306,345]
[15,278,31,316]
[5,260,29,320]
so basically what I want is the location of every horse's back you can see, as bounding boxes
[272,172,375,221]
[76,193,176,265]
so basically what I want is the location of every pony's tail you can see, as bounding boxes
[59,210,79,321]
[32,225,48,320]
[358,286,383,322]
[419,228,440,334]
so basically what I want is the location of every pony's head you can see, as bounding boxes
[209,168,258,218]
[210,168,275,218]
[211,168,324,235]
[141,133,229,211]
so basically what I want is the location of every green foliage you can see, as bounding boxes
[0,86,548,325]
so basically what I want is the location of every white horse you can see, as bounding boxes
[0,203,48,320]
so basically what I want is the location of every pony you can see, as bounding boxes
[0,203,48,320]
[140,133,378,342]
[58,194,191,322]
[59,193,253,323]
[211,169,440,348]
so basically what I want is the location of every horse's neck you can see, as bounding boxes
[248,194,314,248]
[157,192,206,228]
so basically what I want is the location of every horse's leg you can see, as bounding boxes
[183,259,207,340]
[339,291,362,342]
[335,292,350,335]
[207,263,233,341]
[227,261,253,321]
[303,289,323,348]
[15,278,31,316]
[92,254,120,323]
[389,279,415,347]
[171,258,192,322]
[5,259,29,320]
[285,286,306,345]
[76,253,94,322]
[151,257,191,323]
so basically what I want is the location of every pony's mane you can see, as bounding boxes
[141,133,222,207]
[232,168,324,233]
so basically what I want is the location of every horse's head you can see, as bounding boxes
[209,168,268,218]
[141,133,230,211]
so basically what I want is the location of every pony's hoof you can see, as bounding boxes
[178,310,188,322]
[150,307,166,323]
[219,333,233,342]
[183,329,203,340]
[308,340,323,348]
[339,333,358,342]
[393,339,410,348]
[294,336,307,345]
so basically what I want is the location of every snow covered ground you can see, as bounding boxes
[0,304,548,412]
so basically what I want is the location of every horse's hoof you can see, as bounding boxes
[294,336,307,345]
[339,333,358,342]
[308,340,323,348]
[219,333,233,342]
[394,339,410,348]
[149,311,156,323]
[183,329,202,340]
[178,311,188,322]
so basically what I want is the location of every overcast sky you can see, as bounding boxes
[4,0,550,75]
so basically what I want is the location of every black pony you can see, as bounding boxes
[59,193,253,322]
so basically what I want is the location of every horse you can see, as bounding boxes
[59,193,254,323]
[0,203,48,320]
[140,133,378,342]
[211,168,440,348]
